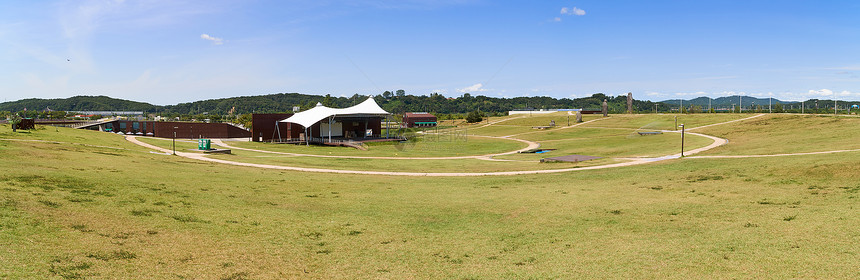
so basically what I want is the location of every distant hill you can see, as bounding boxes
[0,95,158,113]
[660,96,797,107]
[0,92,669,115]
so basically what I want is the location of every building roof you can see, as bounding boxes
[404,112,436,118]
[279,97,390,128]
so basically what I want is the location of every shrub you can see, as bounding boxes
[465,111,483,123]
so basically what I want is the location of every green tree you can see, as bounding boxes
[8,114,22,132]
[395,89,406,98]
[466,110,483,123]
[237,113,253,129]
[322,94,334,107]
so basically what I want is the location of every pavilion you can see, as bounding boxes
[278,97,395,145]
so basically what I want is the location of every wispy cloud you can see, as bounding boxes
[200,34,224,45]
[560,7,586,16]
[457,83,487,93]
[807,89,856,97]
[553,6,585,22]
[692,75,738,81]
[824,66,860,71]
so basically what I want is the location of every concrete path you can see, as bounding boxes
[127,135,648,176]
[207,135,539,161]
[686,148,860,159]
[686,114,766,131]
[122,113,830,177]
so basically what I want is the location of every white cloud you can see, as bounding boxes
[457,83,487,93]
[807,89,855,97]
[200,34,223,45]
[560,6,585,16]
[553,17,561,22]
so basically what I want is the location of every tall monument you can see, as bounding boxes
[602,99,608,117]
[627,92,633,114]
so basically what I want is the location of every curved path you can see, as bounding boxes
[208,135,539,161]
[686,114,766,131]
[122,114,785,176]
[686,148,860,159]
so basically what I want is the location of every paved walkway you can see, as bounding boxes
[207,135,539,161]
[122,113,852,177]
[686,114,766,131]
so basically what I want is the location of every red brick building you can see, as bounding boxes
[403,112,437,128]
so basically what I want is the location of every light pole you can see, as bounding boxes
[679,124,685,157]
[172,126,178,155]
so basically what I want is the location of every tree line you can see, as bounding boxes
[0,91,669,117]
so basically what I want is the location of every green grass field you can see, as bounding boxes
[696,114,860,155]
[579,113,751,130]
[1,114,858,279]
[225,135,525,158]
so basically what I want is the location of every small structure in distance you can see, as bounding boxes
[403,112,437,128]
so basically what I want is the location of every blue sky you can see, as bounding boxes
[1,0,859,105]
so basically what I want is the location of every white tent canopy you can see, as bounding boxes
[279,97,391,128]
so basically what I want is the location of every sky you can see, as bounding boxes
[1,0,859,105]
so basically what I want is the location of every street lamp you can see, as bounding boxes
[679,124,685,157]
[173,126,178,155]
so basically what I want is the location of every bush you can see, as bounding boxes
[465,111,483,123]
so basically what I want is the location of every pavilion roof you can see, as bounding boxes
[279,97,390,128]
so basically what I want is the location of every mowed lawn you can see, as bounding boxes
[695,114,860,155]
[0,120,858,279]
[579,113,751,130]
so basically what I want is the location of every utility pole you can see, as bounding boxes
[708,98,711,113]
[769,97,772,113]
[739,96,742,113]
[835,100,838,115]
[173,127,178,155]
[679,124,685,157]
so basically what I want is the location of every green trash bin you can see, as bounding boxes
[198,139,211,150]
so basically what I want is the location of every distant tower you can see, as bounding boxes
[602,99,608,117]
[627,92,633,114]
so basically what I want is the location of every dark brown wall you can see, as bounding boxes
[91,120,249,138]
[251,114,300,142]
[151,122,250,139]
